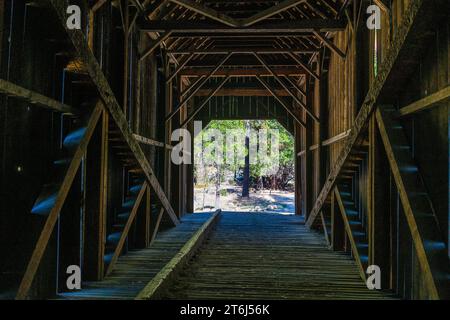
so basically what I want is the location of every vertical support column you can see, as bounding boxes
[164,56,174,215]
[83,110,108,280]
[186,119,195,213]
[179,77,188,215]
[331,190,345,250]
[135,184,151,248]
[368,115,390,288]
[318,53,328,191]
[145,187,151,247]
[171,74,181,217]
[294,123,302,215]
[304,76,314,218]
[123,0,129,117]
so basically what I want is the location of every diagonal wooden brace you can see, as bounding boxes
[49,0,179,227]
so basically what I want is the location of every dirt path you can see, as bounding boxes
[194,185,294,214]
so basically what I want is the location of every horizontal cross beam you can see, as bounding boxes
[0,79,75,114]
[195,87,290,97]
[167,48,319,55]
[180,67,306,77]
[138,19,347,33]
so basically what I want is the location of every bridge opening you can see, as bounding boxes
[193,119,295,214]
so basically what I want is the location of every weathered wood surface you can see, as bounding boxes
[306,0,448,228]
[0,79,74,114]
[138,19,347,33]
[164,213,397,300]
[396,86,450,117]
[375,105,450,299]
[16,102,104,300]
[136,210,221,299]
[49,0,180,227]
[105,182,149,276]
[57,213,212,300]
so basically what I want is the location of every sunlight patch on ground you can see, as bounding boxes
[194,185,295,214]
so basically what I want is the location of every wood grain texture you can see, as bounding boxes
[16,102,104,300]
[136,210,221,299]
[375,105,449,299]
[0,79,74,114]
[164,212,397,300]
[58,213,213,300]
[306,0,447,228]
[49,0,180,226]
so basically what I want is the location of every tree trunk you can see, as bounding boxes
[242,121,250,197]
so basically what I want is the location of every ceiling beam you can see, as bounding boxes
[240,0,306,27]
[166,48,319,54]
[138,19,347,33]
[195,87,291,97]
[180,76,232,128]
[254,53,319,123]
[180,67,306,77]
[168,0,238,26]
[256,75,306,128]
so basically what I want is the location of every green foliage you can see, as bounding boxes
[194,119,294,190]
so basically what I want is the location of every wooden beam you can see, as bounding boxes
[256,75,306,128]
[334,187,367,281]
[141,0,167,17]
[396,86,450,117]
[306,0,446,228]
[240,0,306,27]
[322,129,351,146]
[151,208,165,244]
[296,130,352,156]
[254,53,319,123]
[374,0,390,13]
[195,87,290,97]
[166,52,233,122]
[16,102,104,300]
[136,210,221,299]
[49,0,180,227]
[91,0,108,12]
[375,105,449,299]
[287,52,320,81]
[282,74,307,98]
[181,67,306,77]
[133,133,172,149]
[0,79,74,114]
[83,109,109,281]
[140,31,173,61]
[138,19,347,33]
[167,49,318,55]
[106,182,148,276]
[166,54,194,83]
[313,30,346,59]
[180,75,231,128]
[330,191,345,250]
[168,0,238,27]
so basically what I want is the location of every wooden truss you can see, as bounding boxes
[306,0,449,299]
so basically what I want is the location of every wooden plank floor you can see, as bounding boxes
[58,213,212,300]
[165,212,397,300]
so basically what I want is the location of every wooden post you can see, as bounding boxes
[330,190,344,250]
[304,76,314,218]
[164,56,174,215]
[123,0,129,116]
[83,109,108,281]
[367,115,390,288]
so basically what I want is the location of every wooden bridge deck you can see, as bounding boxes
[58,213,212,300]
[59,212,396,300]
[164,212,396,300]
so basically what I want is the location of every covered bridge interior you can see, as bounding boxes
[0,0,449,300]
